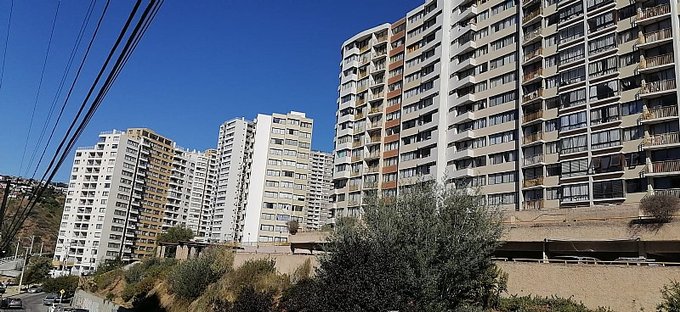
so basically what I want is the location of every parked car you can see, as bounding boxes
[0,287,5,294]
[0,297,22,309]
[44,293,59,305]
[27,285,43,293]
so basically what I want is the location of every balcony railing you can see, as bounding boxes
[653,188,680,198]
[645,159,680,174]
[354,113,365,119]
[640,53,674,70]
[365,152,381,159]
[524,48,543,61]
[348,185,360,191]
[523,177,544,188]
[523,154,544,166]
[560,195,590,203]
[643,132,680,146]
[369,107,383,114]
[523,199,544,210]
[356,98,366,105]
[369,122,382,128]
[523,110,543,123]
[640,28,673,45]
[642,105,678,120]
[367,167,380,173]
[522,88,543,103]
[640,79,676,94]
[351,156,362,162]
[523,68,543,82]
[364,181,378,188]
[524,28,542,43]
[352,141,362,148]
[637,4,671,21]
[523,132,543,144]
[523,8,543,23]
[367,136,381,143]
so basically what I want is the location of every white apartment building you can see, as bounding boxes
[306,151,334,230]
[332,0,680,218]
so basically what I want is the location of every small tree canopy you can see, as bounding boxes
[657,280,680,312]
[640,194,680,223]
[43,276,79,296]
[283,182,505,311]
[157,226,194,243]
[17,257,52,285]
[286,220,299,235]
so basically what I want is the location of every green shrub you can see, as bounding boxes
[640,194,680,223]
[43,276,79,296]
[168,253,222,299]
[657,280,680,312]
[499,295,612,312]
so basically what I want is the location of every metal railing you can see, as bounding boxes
[498,257,680,267]
[523,110,543,123]
[645,160,680,174]
[642,105,678,120]
[524,28,542,43]
[643,132,680,147]
[523,132,543,144]
[640,79,676,94]
[523,154,544,166]
[640,53,674,69]
[523,8,543,23]
[523,177,544,188]
[524,47,543,61]
[653,188,680,197]
[637,4,671,21]
[523,68,543,82]
[523,199,544,210]
[641,28,673,44]
[522,88,543,103]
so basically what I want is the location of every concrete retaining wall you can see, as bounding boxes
[233,253,318,275]
[72,289,130,312]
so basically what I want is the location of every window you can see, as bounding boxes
[590,105,619,124]
[588,34,616,55]
[559,45,585,65]
[489,110,516,126]
[561,183,589,202]
[560,66,585,86]
[588,12,616,33]
[593,180,624,199]
[589,80,619,101]
[621,100,642,115]
[491,35,515,50]
[560,111,587,131]
[560,135,588,154]
[488,192,517,205]
[490,72,516,87]
[559,2,583,22]
[488,171,517,184]
[560,88,586,108]
[490,52,517,69]
[626,178,647,193]
[591,129,621,149]
[623,126,643,141]
[625,151,646,166]
[589,56,617,78]
[558,24,584,43]
[562,158,589,177]
[492,16,516,32]
[489,91,516,107]
[619,51,639,67]
[592,154,624,174]
[489,131,516,144]
[546,187,560,200]
[489,151,516,165]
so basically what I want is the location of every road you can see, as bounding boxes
[0,292,47,312]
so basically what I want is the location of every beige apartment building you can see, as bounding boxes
[332,0,680,217]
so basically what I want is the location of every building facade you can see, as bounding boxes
[332,0,680,218]
[305,151,334,230]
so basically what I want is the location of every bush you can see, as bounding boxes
[657,280,680,312]
[17,257,51,284]
[499,295,612,312]
[640,194,680,223]
[286,220,299,235]
[167,248,227,300]
[43,276,79,296]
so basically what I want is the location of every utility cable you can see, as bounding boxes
[0,0,14,94]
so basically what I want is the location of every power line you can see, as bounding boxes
[0,0,14,94]
[18,0,62,176]
[1,0,164,252]
[27,0,98,179]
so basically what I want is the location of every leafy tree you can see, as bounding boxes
[157,226,194,243]
[230,286,275,312]
[499,295,612,311]
[94,257,124,275]
[16,256,51,284]
[167,247,229,300]
[43,275,79,296]
[657,280,680,312]
[283,182,504,311]
[286,220,299,235]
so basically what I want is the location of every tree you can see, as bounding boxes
[16,257,51,285]
[286,220,299,235]
[657,280,680,312]
[157,226,194,243]
[283,182,505,311]
[640,194,680,223]
[43,276,79,296]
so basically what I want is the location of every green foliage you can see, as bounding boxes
[498,295,612,312]
[92,269,123,292]
[94,258,124,276]
[157,226,194,243]
[283,182,505,311]
[291,259,312,284]
[640,194,680,223]
[121,258,177,303]
[43,275,79,295]
[230,286,275,312]
[168,247,227,300]
[657,280,680,312]
[286,220,299,235]
[17,256,51,284]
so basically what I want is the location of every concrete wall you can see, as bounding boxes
[497,261,680,312]
[73,289,130,312]
[233,253,318,275]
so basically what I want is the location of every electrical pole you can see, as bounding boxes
[39,242,43,255]
[28,236,34,256]
[13,241,18,260]
[17,248,28,293]
[0,181,10,232]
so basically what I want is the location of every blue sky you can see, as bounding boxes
[0,0,416,181]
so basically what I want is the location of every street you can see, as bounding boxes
[1,292,48,312]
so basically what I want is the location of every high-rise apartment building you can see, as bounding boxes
[54,129,216,274]
[306,151,334,230]
[332,0,680,218]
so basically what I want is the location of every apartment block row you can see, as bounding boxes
[332,0,680,218]
[54,112,332,274]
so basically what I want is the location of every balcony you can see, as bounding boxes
[353,127,365,134]
[639,53,675,72]
[523,132,543,144]
[640,79,677,97]
[348,185,360,192]
[352,141,363,148]
[369,107,383,114]
[459,4,478,19]
[351,156,362,162]
[523,28,543,45]
[366,166,380,173]
[354,112,365,120]
[560,195,590,204]
[523,199,544,210]
[356,98,366,106]
[366,136,382,144]
[364,181,378,189]
[523,154,545,167]
[365,152,381,160]
[523,8,543,24]
[652,188,680,198]
[638,28,673,48]
[636,4,671,24]
[643,132,680,148]
[522,88,544,104]
[524,48,543,64]
[350,169,362,177]
[644,159,680,176]
[522,68,543,84]
[523,110,543,123]
[641,105,678,122]
[523,177,544,188]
